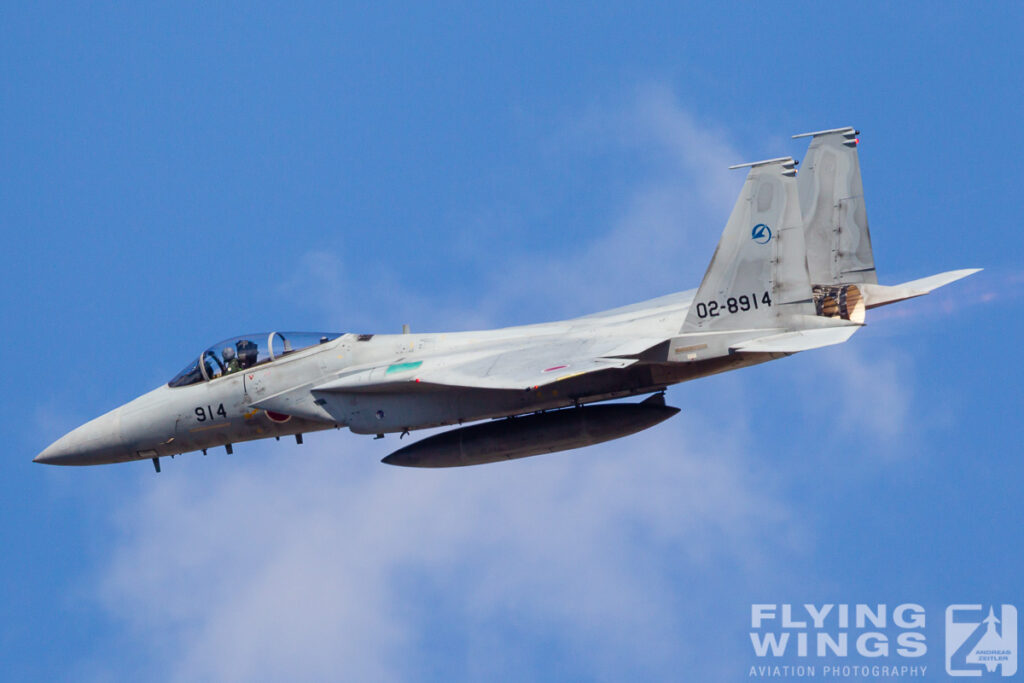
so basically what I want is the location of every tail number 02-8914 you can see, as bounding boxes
[695,291,772,319]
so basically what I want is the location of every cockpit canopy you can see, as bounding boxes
[169,332,341,388]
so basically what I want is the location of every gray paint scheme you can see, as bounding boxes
[683,156,812,333]
[796,127,878,285]
[34,128,979,469]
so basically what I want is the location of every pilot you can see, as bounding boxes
[223,346,242,374]
[236,339,258,369]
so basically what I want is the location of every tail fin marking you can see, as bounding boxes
[682,157,814,333]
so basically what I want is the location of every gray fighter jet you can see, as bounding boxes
[35,128,978,471]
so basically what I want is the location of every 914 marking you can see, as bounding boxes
[695,291,772,319]
[195,403,227,422]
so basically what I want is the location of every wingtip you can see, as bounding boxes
[944,267,983,282]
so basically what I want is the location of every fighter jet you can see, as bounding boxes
[35,127,979,471]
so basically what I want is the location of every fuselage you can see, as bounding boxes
[35,288,748,466]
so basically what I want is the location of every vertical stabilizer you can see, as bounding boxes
[682,157,814,333]
[794,127,877,285]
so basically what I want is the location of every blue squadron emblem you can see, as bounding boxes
[751,223,772,244]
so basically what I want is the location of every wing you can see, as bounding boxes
[312,336,665,393]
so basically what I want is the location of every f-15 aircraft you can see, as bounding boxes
[35,127,978,470]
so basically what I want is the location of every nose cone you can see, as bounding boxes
[34,408,126,466]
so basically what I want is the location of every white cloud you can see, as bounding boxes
[772,329,915,460]
[827,345,912,444]
[98,409,798,682]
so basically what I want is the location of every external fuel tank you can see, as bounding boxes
[382,393,679,467]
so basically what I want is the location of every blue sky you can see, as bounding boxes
[3,3,1022,681]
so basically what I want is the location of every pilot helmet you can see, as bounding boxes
[236,339,258,367]
[223,347,236,361]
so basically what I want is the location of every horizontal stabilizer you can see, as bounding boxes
[859,268,981,309]
[730,324,860,353]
